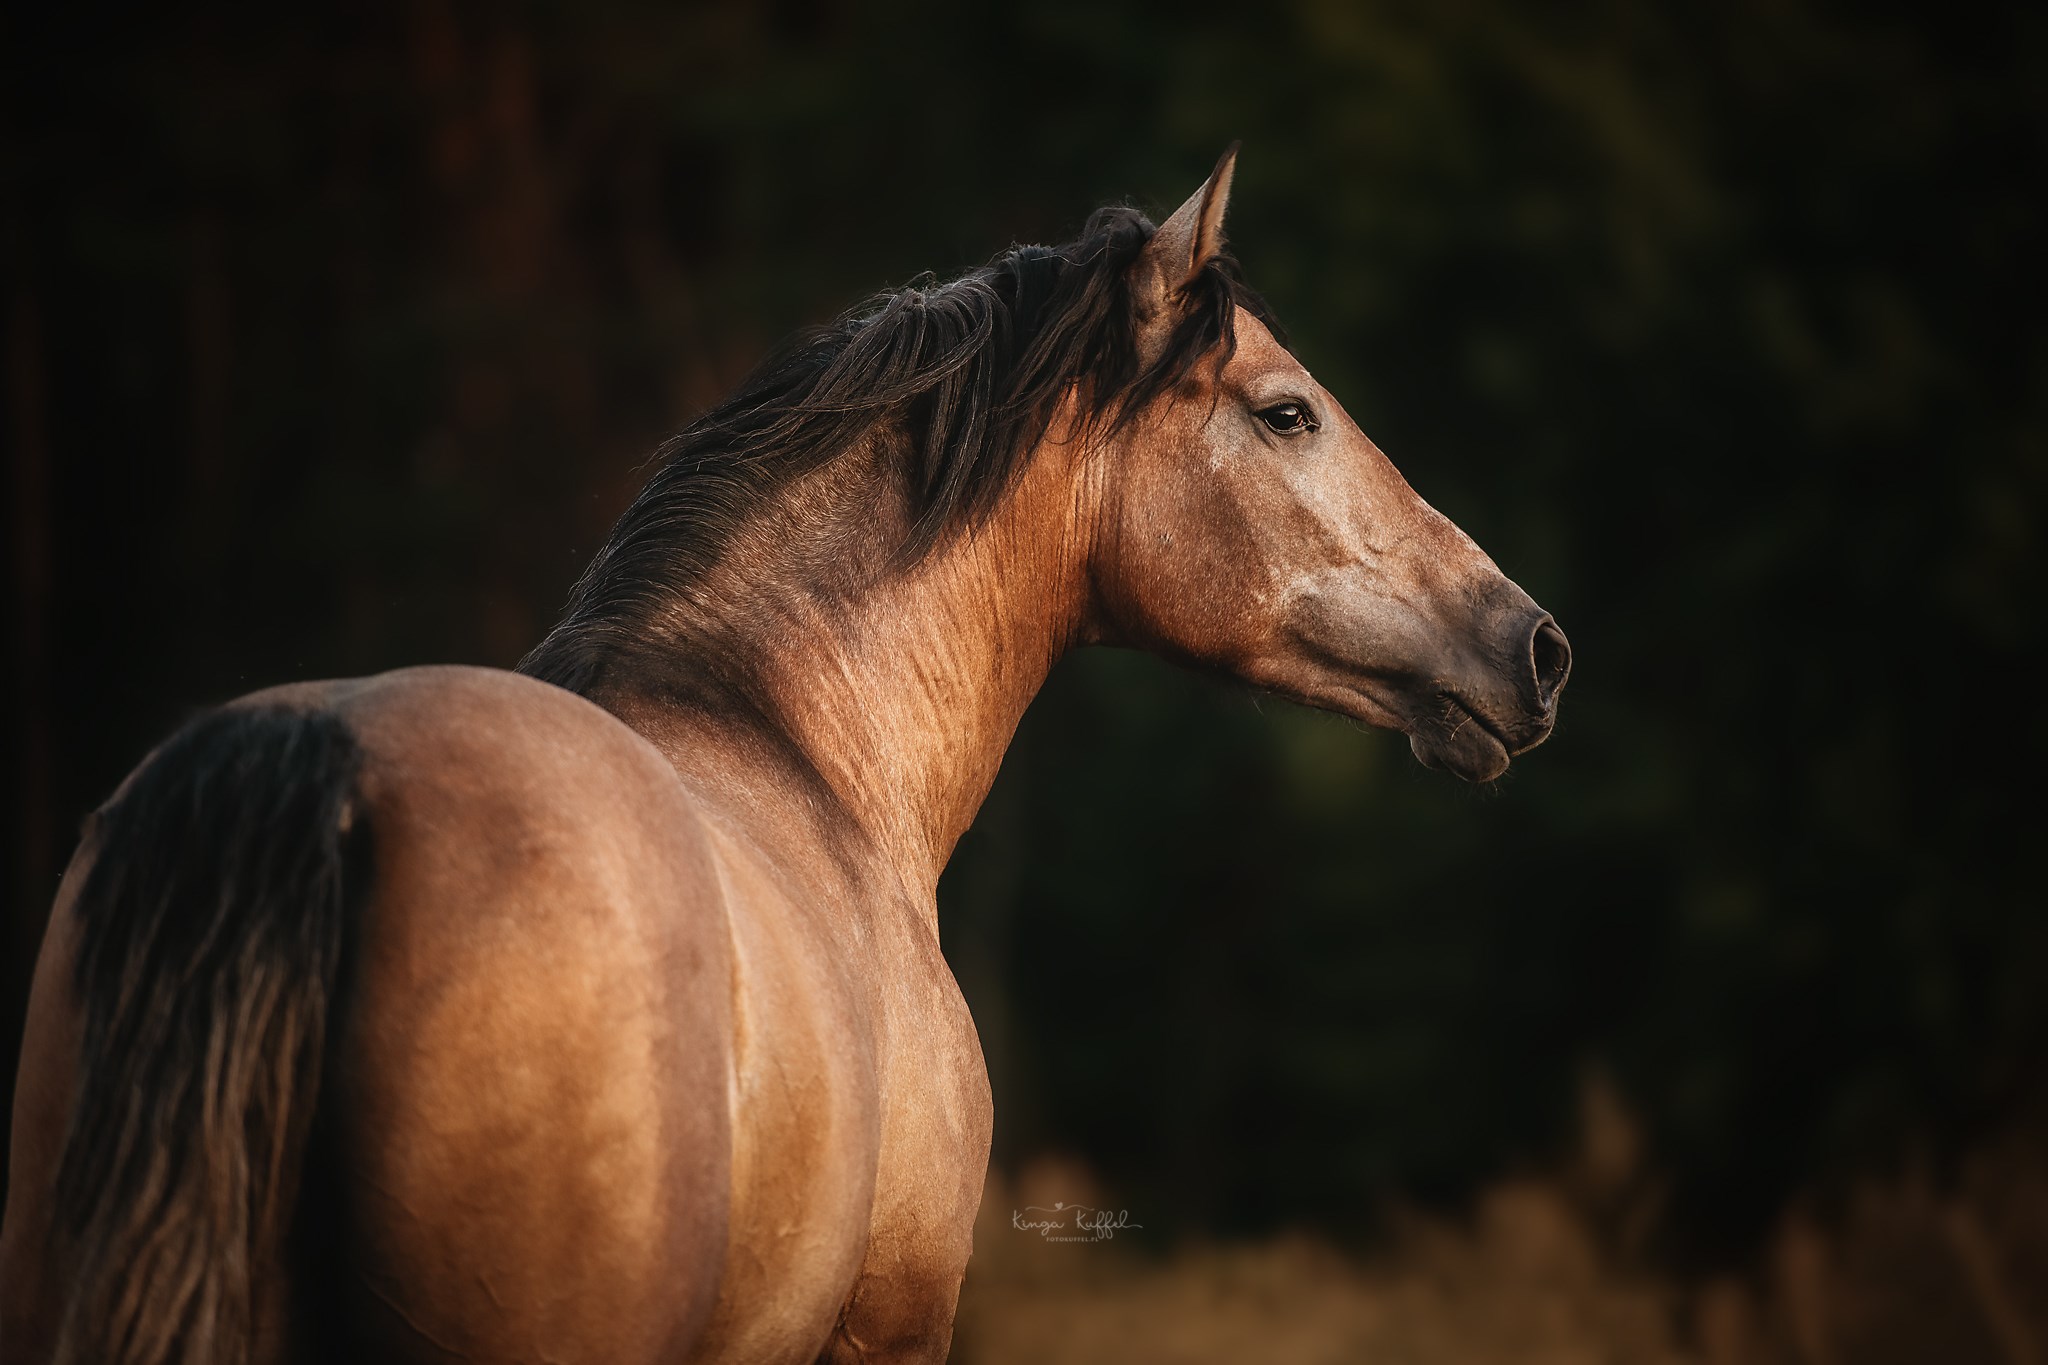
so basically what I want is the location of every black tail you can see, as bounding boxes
[51,705,365,1365]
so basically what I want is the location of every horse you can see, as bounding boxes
[0,146,1569,1365]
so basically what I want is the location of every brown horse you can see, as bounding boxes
[0,148,1568,1365]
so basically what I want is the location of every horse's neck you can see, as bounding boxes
[599,437,1097,901]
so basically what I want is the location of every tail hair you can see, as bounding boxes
[52,704,365,1365]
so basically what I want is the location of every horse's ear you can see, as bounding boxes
[1132,142,1239,321]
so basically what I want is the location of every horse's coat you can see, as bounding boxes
[0,150,1569,1365]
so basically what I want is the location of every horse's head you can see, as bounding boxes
[1092,150,1570,781]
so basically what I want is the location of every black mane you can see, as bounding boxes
[520,203,1278,696]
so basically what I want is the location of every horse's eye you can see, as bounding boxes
[1256,402,1316,435]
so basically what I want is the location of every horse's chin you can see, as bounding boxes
[1408,719,1511,783]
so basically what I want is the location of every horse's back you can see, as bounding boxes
[2,665,735,1365]
[299,666,735,1363]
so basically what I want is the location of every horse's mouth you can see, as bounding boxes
[1269,663,1553,784]
[1407,693,1519,783]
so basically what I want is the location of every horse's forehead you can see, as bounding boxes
[1225,305,1303,377]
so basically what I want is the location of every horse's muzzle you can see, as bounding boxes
[1407,605,1570,782]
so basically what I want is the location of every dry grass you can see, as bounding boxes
[953,1081,2048,1365]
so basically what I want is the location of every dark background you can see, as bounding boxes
[4,0,2043,1323]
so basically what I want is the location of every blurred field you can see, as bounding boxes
[956,1079,2048,1365]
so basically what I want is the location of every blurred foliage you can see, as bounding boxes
[4,0,2043,1267]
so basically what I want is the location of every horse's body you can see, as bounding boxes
[1,151,1569,1364]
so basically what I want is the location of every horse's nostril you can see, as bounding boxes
[1530,618,1572,711]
